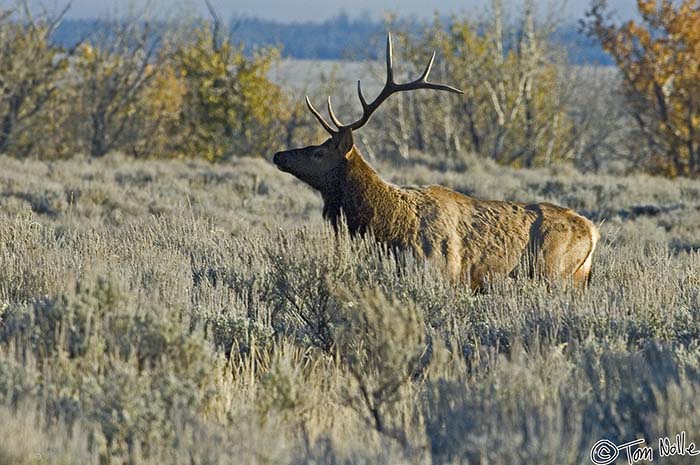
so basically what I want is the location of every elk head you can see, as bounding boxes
[272,33,463,191]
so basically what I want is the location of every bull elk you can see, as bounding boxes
[273,34,599,289]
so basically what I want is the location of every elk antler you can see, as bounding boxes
[306,33,464,135]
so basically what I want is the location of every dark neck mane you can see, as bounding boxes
[321,147,414,241]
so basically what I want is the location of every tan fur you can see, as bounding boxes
[274,141,599,290]
[272,34,598,290]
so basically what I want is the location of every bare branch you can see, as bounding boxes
[203,0,222,51]
[45,2,71,36]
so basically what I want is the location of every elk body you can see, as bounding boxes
[273,35,599,289]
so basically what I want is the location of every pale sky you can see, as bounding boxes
[11,0,638,22]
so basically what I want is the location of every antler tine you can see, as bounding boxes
[412,51,463,93]
[386,33,395,84]
[414,81,464,94]
[305,96,337,135]
[327,96,344,128]
[419,51,436,82]
[357,80,369,111]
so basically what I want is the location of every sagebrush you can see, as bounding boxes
[1,153,699,464]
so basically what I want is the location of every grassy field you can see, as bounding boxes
[1,150,700,464]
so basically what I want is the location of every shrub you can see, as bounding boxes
[377,2,579,167]
[0,4,76,158]
[172,27,291,160]
[586,0,700,177]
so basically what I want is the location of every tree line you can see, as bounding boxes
[1,0,699,177]
[51,15,613,64]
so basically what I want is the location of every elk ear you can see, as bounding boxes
[336,129,354,158]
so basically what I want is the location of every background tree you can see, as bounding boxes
[172,27,289,160]
[166,1,294,161]
[126,61,186,158]
[375,0,579,168]
[71,19,166,158]
[0,2,77,157]
[586,0,700,177]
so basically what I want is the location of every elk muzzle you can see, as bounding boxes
[272,151,289,172]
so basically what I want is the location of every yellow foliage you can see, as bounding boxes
[589,0,700,177]
[71,41,190,158]
[134,63,187,157]
[0,13,74,157]
[172,28,291,161]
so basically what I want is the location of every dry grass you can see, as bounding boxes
[1,152,700,464]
